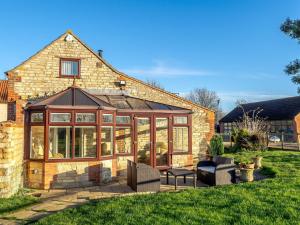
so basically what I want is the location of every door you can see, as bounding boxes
[135,117,152,165]
[154,117,169,167]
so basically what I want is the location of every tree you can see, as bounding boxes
[186,88,220,109]
[281,18,300,93]
[185,88,224,122]
[235,99,248,106]
[146,79,165,90]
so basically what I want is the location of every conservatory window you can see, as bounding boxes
[50,113,71,123]
[31,113,44,123]
[49,126,72,159]
[174,116,188,124]
[102,114,113,123]
[30,126,44,159]
[75,126,97,158]
[76,113,96,123]
[173,127,189,152]
[101,126,113,156]
[115,127,131,154]
[116,116,131,124]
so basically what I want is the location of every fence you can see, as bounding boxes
[219,132,300,151]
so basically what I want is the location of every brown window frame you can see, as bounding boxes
[46,109,99,162]
[59,58,81,78]
[171,114,192,155]
[99,110,116,160]
[115,113,133,156]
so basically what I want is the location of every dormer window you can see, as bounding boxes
[60,58,80,77]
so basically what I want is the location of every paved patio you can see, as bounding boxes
[0,170,266,225]
[0,173,207,225]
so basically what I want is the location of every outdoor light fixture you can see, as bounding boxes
[119,80,126,86]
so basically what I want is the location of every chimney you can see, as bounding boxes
[98,49,103,58]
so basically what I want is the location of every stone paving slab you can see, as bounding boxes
[0,173,223,224]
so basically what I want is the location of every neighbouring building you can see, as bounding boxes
[219,96,300,141]
[0,80,7,122]
[0,30,214,196]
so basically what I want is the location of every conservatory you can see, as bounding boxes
[25,86,193,189]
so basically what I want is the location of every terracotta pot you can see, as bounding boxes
[252,157,262,169]
[240,168,254,182]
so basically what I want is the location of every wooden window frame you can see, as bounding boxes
[99,110,116,160]
[59,58,81,78]
[25,108,192,168]
[115,113,133,156]
[171,114,192,156]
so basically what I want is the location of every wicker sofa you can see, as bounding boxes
[197,156,236,186]
[127,160,161,192]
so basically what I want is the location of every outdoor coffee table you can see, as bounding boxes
[167,168,196,190]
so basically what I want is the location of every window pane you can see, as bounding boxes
[102,114,113,123]
[101,127,113,156]
[30,126,44,159]
[76,113,96,123]
[173,127,189,152]
[116,116,130,124]
[50,113,71,122]
[61,60,79,76]
[75,127,96,158]
[156,118,168,166]
[31,113,43,122]
[174,116,188,124]
[49,127,72,159]
[116,127,131,154]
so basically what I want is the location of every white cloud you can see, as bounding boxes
[122,60,212,77]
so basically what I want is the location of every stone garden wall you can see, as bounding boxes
[0,122,24,197]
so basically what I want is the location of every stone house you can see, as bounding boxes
[0,30,214,197]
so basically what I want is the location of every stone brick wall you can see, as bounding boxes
[7,31,214,162]
[0,122,24,197]
[0,104,7,122]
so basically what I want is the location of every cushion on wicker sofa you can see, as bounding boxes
[197,166,215,173]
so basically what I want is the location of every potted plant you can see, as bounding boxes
[239,160,255,169]
[239,160,254,182]
[252,155,263,169]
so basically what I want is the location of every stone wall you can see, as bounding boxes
[30,160,118,189]
[7,31,214,162]
[0,122,24,197]
[0,103,7,122]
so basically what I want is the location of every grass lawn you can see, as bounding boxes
[35,150,300,225]
[0,189,39,215]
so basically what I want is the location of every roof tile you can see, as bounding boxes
[0,80,8,103]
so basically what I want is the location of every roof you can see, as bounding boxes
[27,86,192,114]
[26,86,116,110]
[95,95,191,113]
[0,80,8,103]
[220,96,300,123]
[5,30,214,113]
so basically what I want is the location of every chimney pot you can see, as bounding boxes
[98,49,103,58]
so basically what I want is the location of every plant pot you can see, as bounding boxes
[252,157,262,169]
[240,168,254,182]
[239,163,255,169]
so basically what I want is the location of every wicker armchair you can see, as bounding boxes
[127,160,160,192]
[197,156,236,186]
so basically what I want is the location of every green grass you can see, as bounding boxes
[0,189,39,215]
[35,150,300,225]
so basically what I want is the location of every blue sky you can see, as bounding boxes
[0,0,299,112]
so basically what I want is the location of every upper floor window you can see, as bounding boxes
[60,59,80,77]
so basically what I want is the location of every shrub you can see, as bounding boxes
[209,135,224,156]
